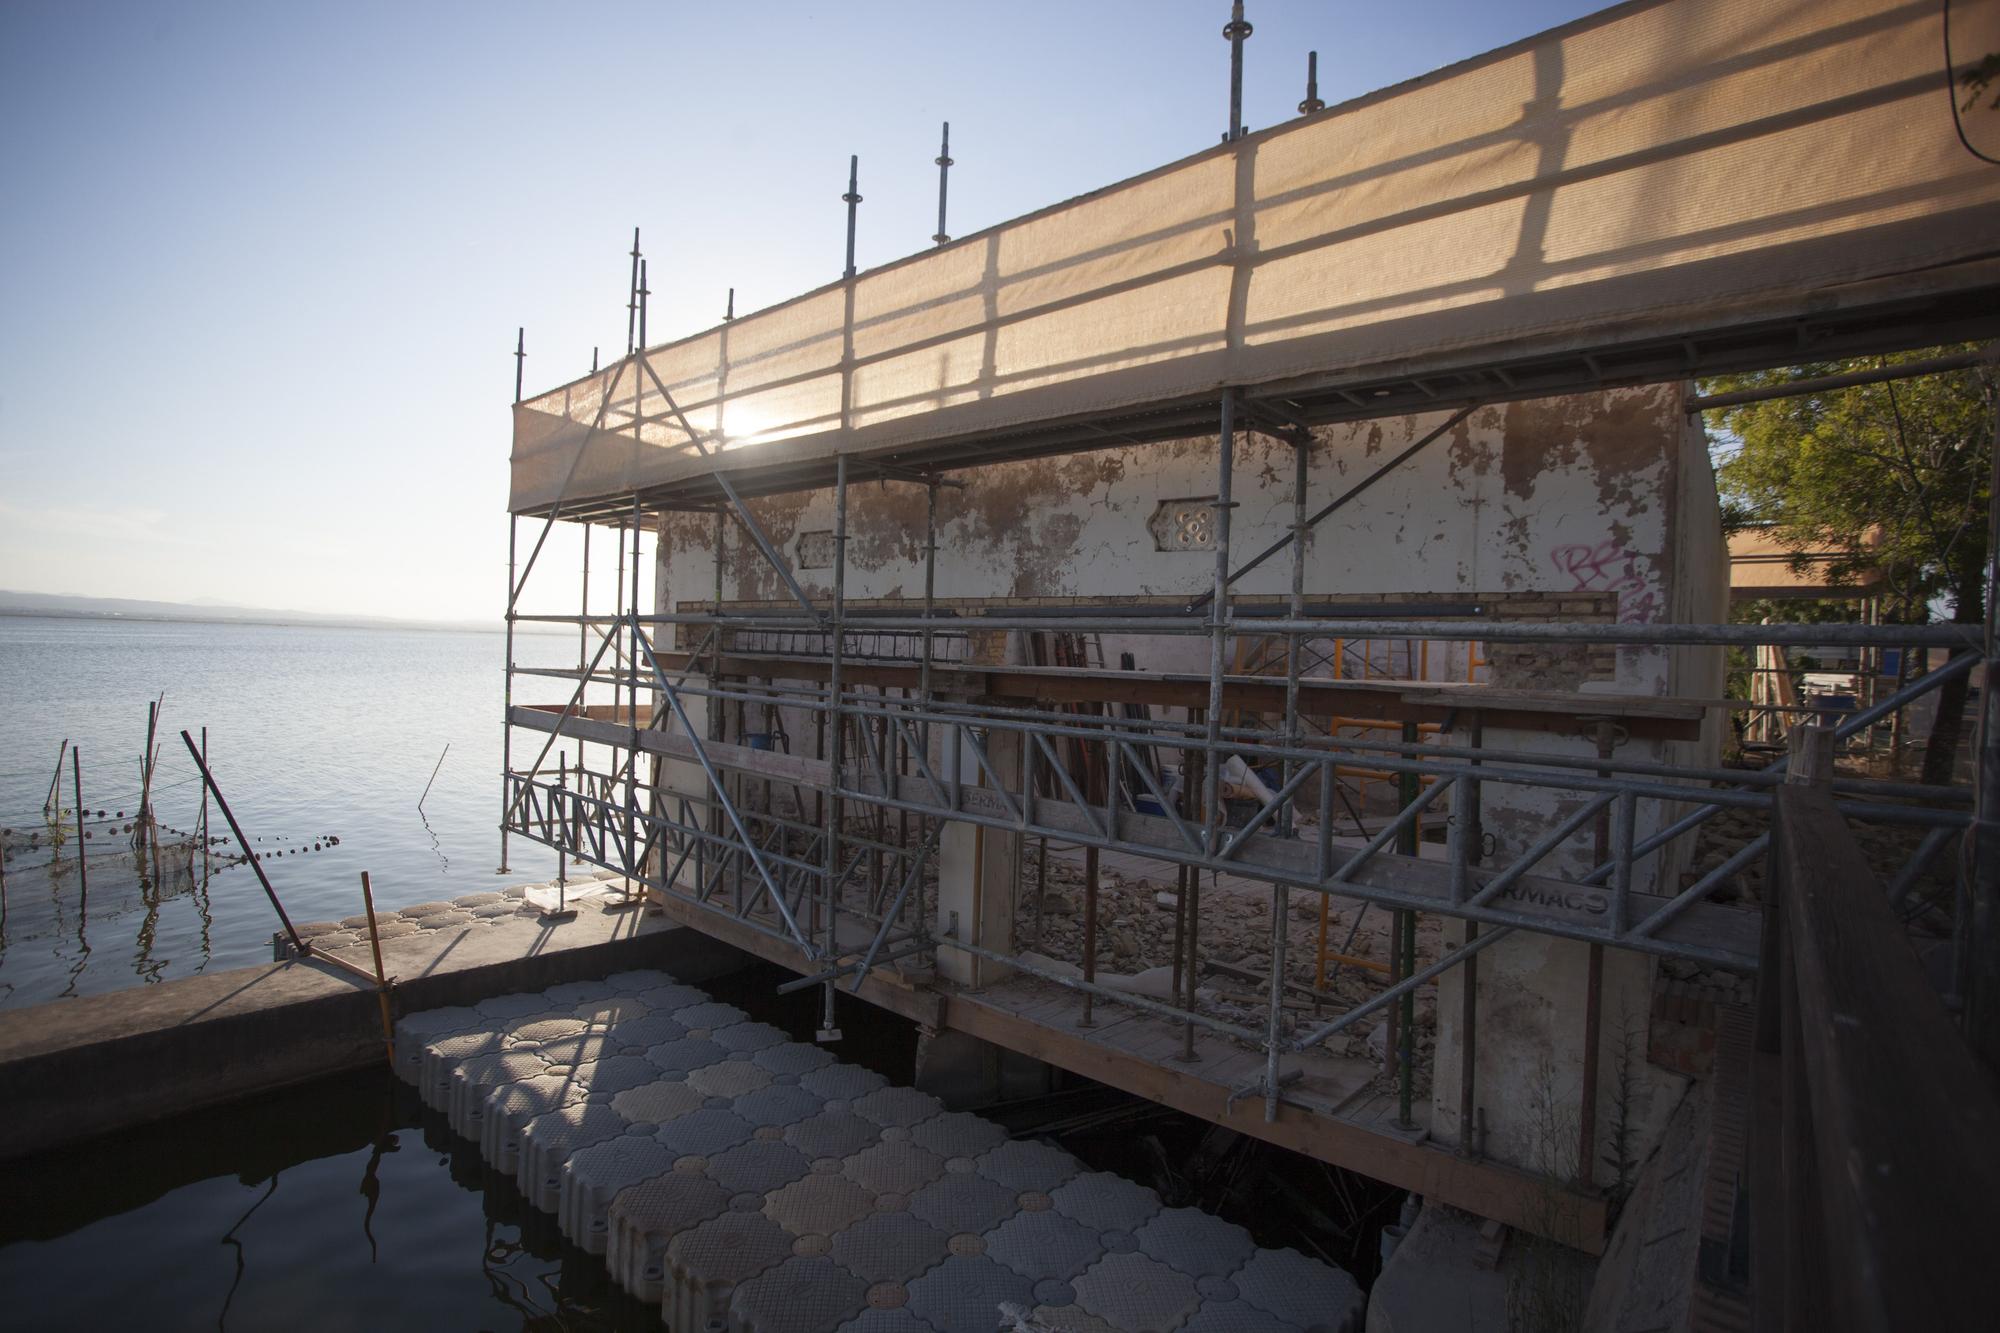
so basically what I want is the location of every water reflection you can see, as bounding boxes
[0,1065,661,1332]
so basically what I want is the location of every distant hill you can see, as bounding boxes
[0,590,532,635]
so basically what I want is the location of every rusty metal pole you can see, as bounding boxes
[72,745,87,902]
[359,871,395,1062]
[179,730,304,955]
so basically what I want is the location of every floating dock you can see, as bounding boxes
[395,968,1365,1333]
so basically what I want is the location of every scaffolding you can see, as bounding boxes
[495,0,2000,1250]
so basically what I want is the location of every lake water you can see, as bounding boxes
[0,960,919,1333]
[0,615,578,1009]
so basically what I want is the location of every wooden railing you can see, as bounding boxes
[1746,730,2000,1330]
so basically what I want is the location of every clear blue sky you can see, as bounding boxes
[0,1,1602,621]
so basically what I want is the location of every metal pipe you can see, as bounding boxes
[847,822,941,990]
[1970,378,2000,1060]
[841,155,862,280]
[1269,438,1301,1122]
[1685,351,1986,413]
[631,629,819,953]
[1191,406,1474,609]
[1223,2,1252,141]
[563,659,1965,800]
[920,482,938,777]
[1887,824,1956,909]
[1203,397,1236,856]
[179,730,302,955]
[1292,925,1514,1051]
[1298,50,1325,115]
[1457,920,1479,1154]
[1280,436,1308,839]
[932,123,953,246]
[1395,721,1419,1126]
[1580,651,1979,883]
[674,687,1965,827]
[530,609,1978,648]
[1468,793,1615,908]
[778,936,931,993]
[501,513,517,875]
[626,227,640,355]
[513,327,525,404]
[715,473,822,620]
[824,456,849,960]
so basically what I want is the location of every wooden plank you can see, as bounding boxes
[1772,784,2000,1331]
[938,985,1607,1252]
[632,649,1704,740]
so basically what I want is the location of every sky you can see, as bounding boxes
[0,0,1606,623]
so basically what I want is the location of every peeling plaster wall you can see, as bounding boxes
[651,386,1726,1186]
[661,388,1692,678]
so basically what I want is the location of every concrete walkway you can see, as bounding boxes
[0,875,727,1158]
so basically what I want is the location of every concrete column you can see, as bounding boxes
[937,724,1019,986]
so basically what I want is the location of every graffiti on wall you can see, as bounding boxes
[1550,540,1658,622]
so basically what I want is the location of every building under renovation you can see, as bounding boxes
[500,0,2000,1325]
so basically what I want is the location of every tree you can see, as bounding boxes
[1703,346,1996,785]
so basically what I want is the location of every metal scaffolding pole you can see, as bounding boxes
[1971,369,2000,1065]
[500,514,517,873]
[1187,394,1238,1063]
[821,455,850,1026]
[1264,430,1308,1119]
[628,494,643,877]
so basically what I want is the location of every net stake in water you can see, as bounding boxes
[72,745,87,901]
[179,728,304,957]
[359,871,396,1062]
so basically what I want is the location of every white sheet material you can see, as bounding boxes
[511,0,2000,513]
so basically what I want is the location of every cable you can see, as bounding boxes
[1945,0,2000,165]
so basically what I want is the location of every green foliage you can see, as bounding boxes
[1704,347,1996,620]
[1722,597,1860,701]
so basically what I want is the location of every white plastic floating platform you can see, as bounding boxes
[398,972,1365,1333]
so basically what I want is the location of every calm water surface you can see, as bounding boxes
[0,963,917,1332]
[0,616,576,1008]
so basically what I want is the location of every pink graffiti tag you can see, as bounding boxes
[1550,541,1658,622]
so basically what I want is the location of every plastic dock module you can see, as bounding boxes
[397,977,1365,1333]
[560,1132,676,1253]
[607,1171,733,1303]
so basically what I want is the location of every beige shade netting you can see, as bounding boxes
[511,0,2000,513]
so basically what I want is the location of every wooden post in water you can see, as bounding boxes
[135,700,158,850]
[199,727,211,877]
[72,746,87,901]
[44,739,68,815]
[360,872,395,1062]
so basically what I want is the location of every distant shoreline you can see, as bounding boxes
[0,606,567,636]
